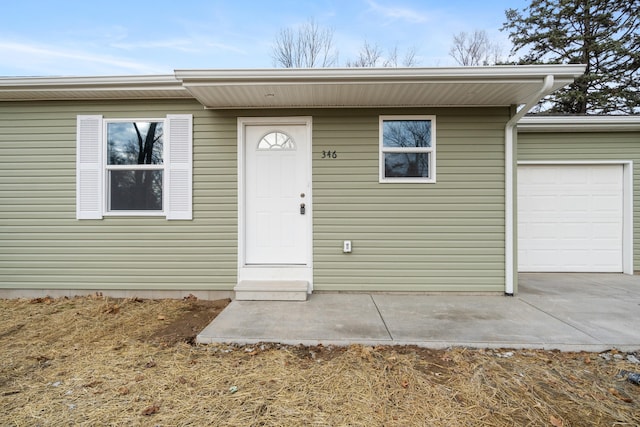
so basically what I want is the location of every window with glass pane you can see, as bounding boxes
[380,116,435,183]
[106,121,164,211]
[257,131,295,150]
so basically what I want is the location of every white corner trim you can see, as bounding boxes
[505,127,516,294]
[505,75,555,295]
[517,160,634,275]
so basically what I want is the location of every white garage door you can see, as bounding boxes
[518,164,623,272]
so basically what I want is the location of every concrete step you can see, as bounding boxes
[234,280,309,301]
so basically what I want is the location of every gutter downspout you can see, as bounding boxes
[504,74,554,295]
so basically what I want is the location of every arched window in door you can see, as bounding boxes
[257,131,296,150]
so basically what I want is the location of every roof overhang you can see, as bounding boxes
[0,75,191,101]
[0,65,586,109]
[175,65,586,109]
[518,115,640,132]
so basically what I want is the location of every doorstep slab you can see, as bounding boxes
[197,293,391,346]
[234,280,308,301]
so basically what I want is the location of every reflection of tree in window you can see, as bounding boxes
[107,122,164,210]
[383,120,431,178]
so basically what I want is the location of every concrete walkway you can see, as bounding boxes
[197,273,640,352]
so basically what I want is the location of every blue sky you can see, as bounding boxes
[0,0,530,77]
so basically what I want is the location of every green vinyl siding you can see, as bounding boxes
[0,100,238,291]
[518,130,640,271]
[312,108,509,292]
[1,102,509,293]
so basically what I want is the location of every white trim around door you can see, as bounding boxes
[517,160,633,275]
[237,117,313,291]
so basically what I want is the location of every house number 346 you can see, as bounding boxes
[321,150,337,159]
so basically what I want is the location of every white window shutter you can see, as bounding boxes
[166,114,193,220]
[76,115,103,219]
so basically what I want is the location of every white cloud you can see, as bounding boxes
[109,32,248,62]
[0,40,167,76]
[110,39,201,53]
[366,0,430,24]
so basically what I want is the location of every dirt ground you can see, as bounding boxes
[1,295,639,426]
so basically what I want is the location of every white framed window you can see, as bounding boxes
[379,115,436,183]
[105,119,165,214]
[76,114,193,220]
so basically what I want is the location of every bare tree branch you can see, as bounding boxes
[346,42,419,67]
[345,41,383,67]
[449,30,503,66]
[402,46,418,67]
[272,19,337,68]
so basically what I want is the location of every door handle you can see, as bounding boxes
[300,203,306,215]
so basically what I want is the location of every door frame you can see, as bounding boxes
[517,160,633,275]
[237,116,313,289]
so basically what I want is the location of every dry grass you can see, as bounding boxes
[1,295,639,426]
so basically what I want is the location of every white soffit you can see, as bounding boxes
[0,75,191,101]
[175,65,585,109]
[518,115,640,132]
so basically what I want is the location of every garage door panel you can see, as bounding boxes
[561,169,588,183]
[520,196,554,211]
[561,196,589,211]
[588,251,622,270]
[526,223,560,238]
[518,164,623,272]
[563,223,592,238]
[592,223,623,240]
[526,250,563,267]
[521,250,618,272]
[591,167,620,182]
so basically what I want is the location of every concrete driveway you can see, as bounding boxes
[197,273,640,351]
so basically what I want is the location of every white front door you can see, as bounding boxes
[244,121,311,266]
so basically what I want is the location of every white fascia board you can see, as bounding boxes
[0,75,189,100]
[518,115,640,132]
[175,64,586,82]
[0,74,182,88]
